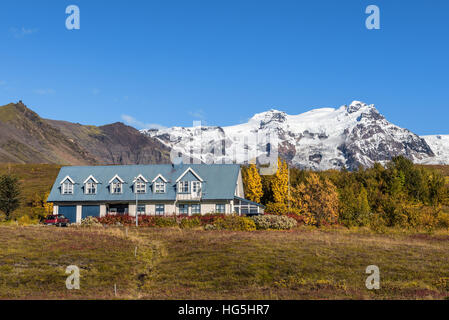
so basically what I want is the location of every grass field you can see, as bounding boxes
[1,225,448,300]
[0,164,62,219]
[0,163,448,299]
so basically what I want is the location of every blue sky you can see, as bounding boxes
[0,0,448,135]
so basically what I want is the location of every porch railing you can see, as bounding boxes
[176,192,202,201]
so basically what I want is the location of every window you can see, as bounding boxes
[135,180,146,194]
[192,181,201,194]
[178,204,189,215]
[85,182,97,195]
[216,204,226,214]
[178,181,189,193]
[137,205,146,215]
[111,182,122,194]
[62,181,74,195]
[191,204,201,215]
[250,205,259,214]
[155,204,165,216]
[154,181,166,193]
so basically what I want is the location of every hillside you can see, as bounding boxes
[0,102,97,164]
[0,102,171,165]
[0,164,62,219]
[46,119,171,165]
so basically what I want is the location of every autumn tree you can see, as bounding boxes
[244,164,263,203]
[272,158,289,204]
[0,174,21,220]
[291,173,339,226]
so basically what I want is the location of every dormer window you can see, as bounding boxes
[111,181,122,194]
[133,174,148,194]
[175,167,203,194]
[154,181,166,193]
[109,174,124,194]
[85,182,97,195]
[84,175,98,195]
[60,176,75,195]
[152,174,168,194]
[62,180,74,195]
[178,181,189,193]
[135,180,146,194]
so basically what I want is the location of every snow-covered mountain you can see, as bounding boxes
[419,135,449,165]
[142,101,448,170]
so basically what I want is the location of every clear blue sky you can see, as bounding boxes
[0,0,448,135]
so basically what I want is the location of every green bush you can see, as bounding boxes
[368,213,387,233]
[154,217,178,227]
[203,224,216,231]
[214,215,256,231]
[17,215,39,226]
[437,212,449,229]
[80,216,102,227]
[179,217,201,229]
[252,215,297,230]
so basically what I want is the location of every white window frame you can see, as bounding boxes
[62,180,74,195]
[85,181,97,195]
[178,181,189,193]
[135,179,147,194]
[111,181,123,194]
[192,181,201,194]
[178,204,189,215]
[216,204,226,214]
[155,204,165,216]
[137,205,146,215]
[191,204,201,215]
[154,181,166,194]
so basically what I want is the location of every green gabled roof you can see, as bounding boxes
[48,164,240,202]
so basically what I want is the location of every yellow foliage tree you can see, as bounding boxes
[291,173,339,226]
[43,191,53,214]
[272,158,289,204]
[245,164,263,203]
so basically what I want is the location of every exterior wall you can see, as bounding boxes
[54,199,237,220]
[76,205,82,223]
[100,205,107,217]
[235,169,245,198]
[136,201,176,215]
[199,201,231,214]
[129,203,136,217]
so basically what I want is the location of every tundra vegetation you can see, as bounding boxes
[242,156,449,232]
[0,161,448,299]
[0,226,449,299]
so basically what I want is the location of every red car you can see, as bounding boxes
[44,215,70,227]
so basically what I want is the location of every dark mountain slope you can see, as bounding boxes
[0,101,170,165]
[46,119,171,164]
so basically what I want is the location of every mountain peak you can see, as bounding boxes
[347,101,372,113]
[144,100,443,170]
[250,109,287,125]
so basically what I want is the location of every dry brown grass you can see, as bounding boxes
[1,226,448,300]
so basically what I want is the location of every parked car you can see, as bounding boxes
[44,215,69,227]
